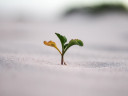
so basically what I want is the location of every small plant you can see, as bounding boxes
[44,33,83,65]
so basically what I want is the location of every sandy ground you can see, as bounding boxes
[0,13,128,96]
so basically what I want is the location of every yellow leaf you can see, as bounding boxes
[44,41,62,54]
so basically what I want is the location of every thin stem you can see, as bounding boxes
[55,47,62,55]
[61,55,64,65]
[63,46,70,55]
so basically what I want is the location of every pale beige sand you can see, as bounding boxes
[0,13,128,96]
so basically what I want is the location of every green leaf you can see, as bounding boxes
[64,39,83,54]
[55,33,67,50]
[68,39,83,47]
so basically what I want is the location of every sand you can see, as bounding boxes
[0,13,128,96]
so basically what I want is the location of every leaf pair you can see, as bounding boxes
[55,33,83,55]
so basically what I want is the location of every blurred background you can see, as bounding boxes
[0,0,128,61]
[0,0,128,21]
[0,0,128,96]
[0,0,128,54]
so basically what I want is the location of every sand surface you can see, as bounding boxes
[0,13,128,96]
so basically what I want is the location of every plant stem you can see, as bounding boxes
[61,55,64,65]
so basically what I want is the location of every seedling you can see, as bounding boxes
[44,33,83,65]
